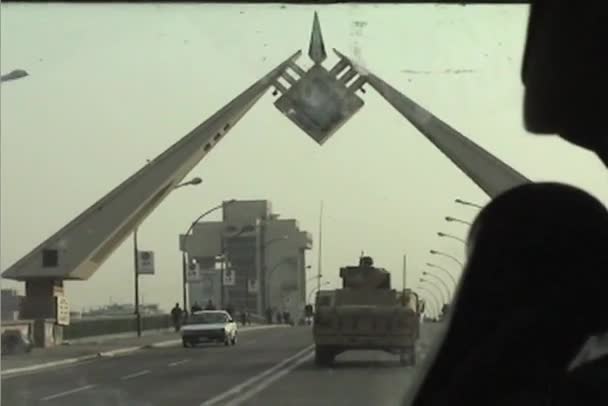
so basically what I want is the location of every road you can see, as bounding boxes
[2,323,440,406]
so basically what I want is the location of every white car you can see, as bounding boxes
[181,310,238,348]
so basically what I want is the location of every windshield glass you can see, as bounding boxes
[188,312,229,325]
[2,3,606,406]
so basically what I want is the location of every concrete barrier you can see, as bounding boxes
[63,314,172,340]
[4,312,269,347]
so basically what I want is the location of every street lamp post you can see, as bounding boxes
[181,198,237,311]
[219,224,256,309]
[307,281,330,303]
[416,286,441,315]
[426,262,457,287]
[261,236,289,312]
[422,271,451,301]
[134,177,202,337]
[1,69,29,83]
[420,278,446,305]
[445,216,472,226]
[429,249,464,268]
[305,269,319,284]
[419,295,438,318]
[437,231,466,244]
[455,198,484,209]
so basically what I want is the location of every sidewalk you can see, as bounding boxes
[1,324,272,375]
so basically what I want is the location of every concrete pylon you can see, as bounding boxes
[2,50,302,321]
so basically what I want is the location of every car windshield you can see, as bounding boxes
[2,3,606,406]
[188,313,228,325]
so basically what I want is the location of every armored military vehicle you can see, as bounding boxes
[313,256,421,366]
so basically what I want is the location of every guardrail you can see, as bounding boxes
[2,312,269,347]
[63,312,267,341]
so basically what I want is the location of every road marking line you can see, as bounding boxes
[226,351,314,406]
[168,359,190,367]
[40,384,96,401]
[120,369,151,380]
[200,344,314,406]
[2,325,285,378]
[2,359,101,381]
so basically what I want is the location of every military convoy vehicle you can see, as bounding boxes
[312,256,421,366]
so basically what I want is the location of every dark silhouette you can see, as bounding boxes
[170,303,182,332]
[204,300,216,310]
[304,304,314,325]
[406,183,608,406]
[191,302,202,313]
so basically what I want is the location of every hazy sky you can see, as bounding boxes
[2,3,606,312]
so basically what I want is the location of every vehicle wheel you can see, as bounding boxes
[314,346,334,367]
[182,339,190,348]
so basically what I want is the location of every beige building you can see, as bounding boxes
[179,200,312,319]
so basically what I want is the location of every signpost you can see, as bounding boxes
[55,296,70,326]
[186,262,202,282]
[137,251,155,275]
[248,279,258,293]
[223,268,236,286]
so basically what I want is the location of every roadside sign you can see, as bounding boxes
[56,296,70,326]
[223,268,236,286]
[186,263,201,281]
[137,251,155,275]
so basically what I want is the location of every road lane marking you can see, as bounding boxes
[2,325,287,379]
[120,369,151,380]
[168,359,190,367]
[226,351,314,406]
[40,384,97,401]
[2,359,101,381]
[200,344,314,406]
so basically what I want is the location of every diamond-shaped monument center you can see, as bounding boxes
[274,65,364,145]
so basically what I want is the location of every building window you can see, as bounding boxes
[42,249,59,267]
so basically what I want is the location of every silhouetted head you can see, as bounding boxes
[461,182,608,331]
[522,0,608,165]
[407,182,608,406]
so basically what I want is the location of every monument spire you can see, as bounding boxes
[308,12,327,64]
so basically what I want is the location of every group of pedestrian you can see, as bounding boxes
[265,307,293,325]
[170,300,251,331]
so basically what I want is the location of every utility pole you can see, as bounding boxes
[317,201,323,293]
[402,254,407,291]
[181,251,189,310]
[220,237,227,309]
[133,229,142,337]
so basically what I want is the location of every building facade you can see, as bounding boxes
[1,289,23,321]
[180,200,312,319]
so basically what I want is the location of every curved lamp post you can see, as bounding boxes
[455,198,483,209]
[420,278,446,305]
[307,281,330,303]
[437,231,466,244]
[134,176,202,337]
[429,249,464,268]
[422,271,451,301]
[426,262,457,287]
[445,216,472,226]
[180,198,237,310]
